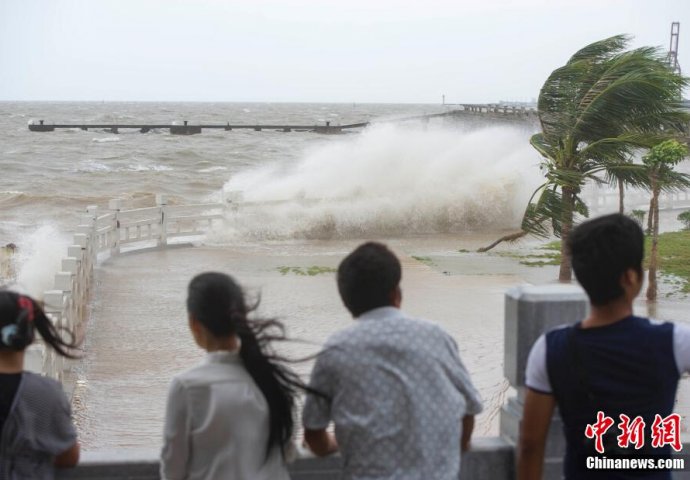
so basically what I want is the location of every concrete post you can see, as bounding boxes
[85,205,99,268]
[156,194,168,247]
[500,284,589,479]
[108,199,122,255]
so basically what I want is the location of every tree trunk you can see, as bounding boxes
[559,187,575,282]
[477,230,527,252]
[647,197,654,235]
[618,178,625,214]
[646,180,660,301]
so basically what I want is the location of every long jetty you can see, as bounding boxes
[27,104,538,135]
[28,119,369,135]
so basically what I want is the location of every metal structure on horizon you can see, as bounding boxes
[668,21,681,74]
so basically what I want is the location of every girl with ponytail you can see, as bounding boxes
[0,290,80,478]
[161,272,320,480]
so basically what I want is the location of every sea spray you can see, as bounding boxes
[13,225,70,299]
[215,124,542,240]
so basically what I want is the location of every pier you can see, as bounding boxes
[27,119,368,135]
[27,104,538,135]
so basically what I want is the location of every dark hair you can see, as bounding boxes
[0,290,80,358]
[568,213,644,306]
[337,242,401,317]
[186,272,317,458]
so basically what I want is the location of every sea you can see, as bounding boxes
[1,101,689,451]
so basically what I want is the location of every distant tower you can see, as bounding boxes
[442,94,446,105]
[667,22,681,74]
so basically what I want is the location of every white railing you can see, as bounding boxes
[25,195,225,379]
[585,184,690,214]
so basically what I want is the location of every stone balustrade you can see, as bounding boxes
[27,196,225,381]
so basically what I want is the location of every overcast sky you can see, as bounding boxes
[1,0,688,103]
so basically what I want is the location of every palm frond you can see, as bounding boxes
[567,34,630,64]
[658,171,690,192]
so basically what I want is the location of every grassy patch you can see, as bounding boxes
[645,231,690,293]
[277,266,336,276]
[457,249,470,253]
[412,255,435,266]
[540,241,561,252]
[494,249,561,267]
[493,231,690,292]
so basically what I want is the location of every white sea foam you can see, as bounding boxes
[76,161,111,173]
[198,166,228,173]
[126,164,173,172]
[13,225,70,300]
[216,124,542,240]
[92,137,121,143]
[75,161,173,173]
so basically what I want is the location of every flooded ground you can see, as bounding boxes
[72,234,690,451]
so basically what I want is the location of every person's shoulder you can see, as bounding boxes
[628,316,676,338]
[21,371,66,397]
[170,360,218,389]
[398,313,445,334]
[322,323,359,348]
[544,323,573,339]
[20,372,71,410]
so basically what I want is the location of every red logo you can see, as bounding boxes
[584,411,683,454]
[617,414,645,450]
[584,411,615,454]
[651,414,682,452]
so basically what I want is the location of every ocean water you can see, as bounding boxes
[2,101,689,450]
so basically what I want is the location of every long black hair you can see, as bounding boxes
[0,290,80,358]
[186,272,322,458]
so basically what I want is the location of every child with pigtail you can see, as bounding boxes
[0,290,80,479]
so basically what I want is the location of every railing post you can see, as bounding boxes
[85,205,99,267]
[108,199,122,255]
[500,284,588,480]
[157,194,168,247]
[67,245,85,325]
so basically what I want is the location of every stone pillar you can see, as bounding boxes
[156,194,168,247]
[500,284,589,479]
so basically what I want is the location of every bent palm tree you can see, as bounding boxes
[484,35,689,281]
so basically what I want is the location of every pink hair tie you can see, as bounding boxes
[17,296,35,322]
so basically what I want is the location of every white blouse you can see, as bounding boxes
[160,350,290,480]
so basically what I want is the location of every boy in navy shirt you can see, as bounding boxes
[518,213,690,479]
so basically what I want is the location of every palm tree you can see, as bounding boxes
[643,140,689,301]
[482,35,689,281]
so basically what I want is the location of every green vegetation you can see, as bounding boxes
[495,248,560,267]
[644,231,690,294]
[457,249,470,253]
[503,234,690,294]
[481,35,689,284]
[678,211,690,230]
[277,265,336,276]
[412,255,435,266]
[630,209,647,225]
